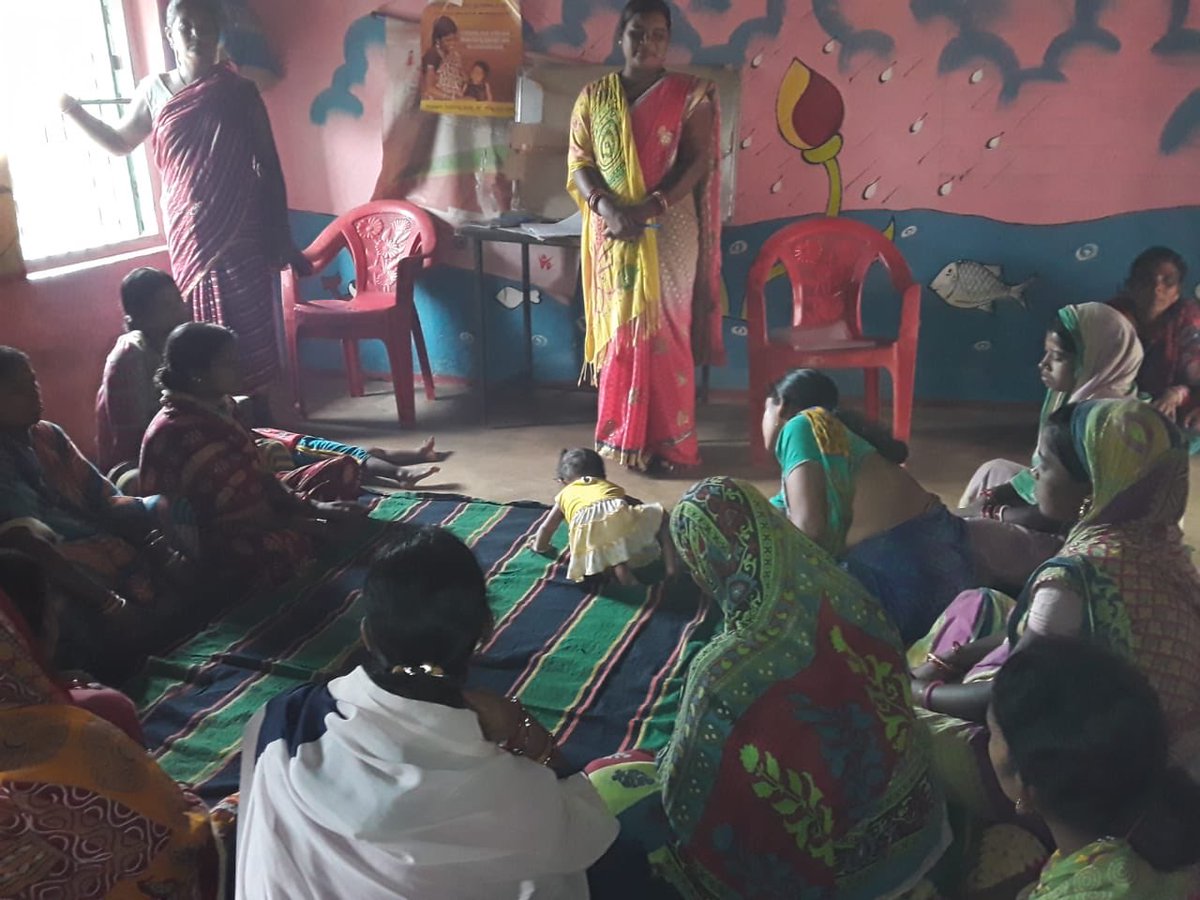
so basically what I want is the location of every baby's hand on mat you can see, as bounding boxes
[527,537,553,555]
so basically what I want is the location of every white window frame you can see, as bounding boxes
[6,0,167,275]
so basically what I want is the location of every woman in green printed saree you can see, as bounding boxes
[988,639,1200,899]
[912,399,1200,819]
[586,477,949,899]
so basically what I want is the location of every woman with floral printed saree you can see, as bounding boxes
[0,578,218,898]
[587,477,949,898]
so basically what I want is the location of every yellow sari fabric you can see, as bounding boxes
[567,73,662,373]
[0,589,216,898]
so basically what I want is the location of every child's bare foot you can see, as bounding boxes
[395,465,439,488]
[612,563,638,587]
[368,437,452,466]
[417,436,450,462]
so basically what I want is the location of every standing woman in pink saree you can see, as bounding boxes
[568,0,725,474]
[59,0,307,404]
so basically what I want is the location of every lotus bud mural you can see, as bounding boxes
[776,58,846,217]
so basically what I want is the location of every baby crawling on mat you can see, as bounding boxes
[530,448,676,585]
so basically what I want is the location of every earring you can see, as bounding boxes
[1015,797,1027,814]
[1077,496,1093,520]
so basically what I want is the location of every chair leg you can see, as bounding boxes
[286,322,306,419]
[412,310,436,401]
[749,363,768,467]
[863,368,881,422]
[893,354,916,443]
[343,340,365,398]
[384,319,416,427]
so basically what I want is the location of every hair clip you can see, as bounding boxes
[390,663,447,678]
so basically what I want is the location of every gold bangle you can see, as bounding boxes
[925,652,962,677]
[528,723,555,765]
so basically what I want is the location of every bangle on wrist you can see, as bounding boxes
[586,188,611,215]
[649,190,668,215]
[922,680,944,710]
[925,652,962,678]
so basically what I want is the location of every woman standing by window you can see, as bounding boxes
[60,0,308,415]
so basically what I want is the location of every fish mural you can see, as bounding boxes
[930,261,1033,312]
[496,286,542,309]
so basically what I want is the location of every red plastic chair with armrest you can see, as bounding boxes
[279,200,437,427]
[745,217,922,464]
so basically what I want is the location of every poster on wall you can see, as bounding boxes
[419,0,521,118]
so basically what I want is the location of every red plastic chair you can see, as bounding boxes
[280,200,437,427]
[745,217,921,464]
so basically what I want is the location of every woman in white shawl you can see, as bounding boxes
[236,525,618,899]
[959,302,1144,589]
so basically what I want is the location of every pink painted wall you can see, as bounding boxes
[254,0,392,214]
[255,1,1200,227]
[721,1,1200,226]
[0,249,173,457]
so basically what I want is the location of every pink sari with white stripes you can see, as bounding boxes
[151,64,288,391]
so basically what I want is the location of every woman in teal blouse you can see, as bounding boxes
[762,369,976,644]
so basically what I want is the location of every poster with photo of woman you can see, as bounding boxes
[419,0,521,118]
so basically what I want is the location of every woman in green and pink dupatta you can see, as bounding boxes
[586,477,949,898]
[911,399,1200,820]
[567,0,724,474]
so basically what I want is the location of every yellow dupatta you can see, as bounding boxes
[567,73,662,378]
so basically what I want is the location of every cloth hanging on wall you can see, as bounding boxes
[373,17,579,305]
[0,154,24,279]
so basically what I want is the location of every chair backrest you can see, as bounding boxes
[330,200,439,294]
[745,217,917,338]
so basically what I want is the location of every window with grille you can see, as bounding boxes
[2,0,158,265]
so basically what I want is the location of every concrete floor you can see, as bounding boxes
[282,374,1200,541]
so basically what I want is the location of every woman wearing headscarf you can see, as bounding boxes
[959,302,1143,590]
[961,302,1144,520]
[587,477,949,899]
[913,399,1200,816]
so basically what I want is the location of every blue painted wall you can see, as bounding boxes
[291,207,1200,404]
